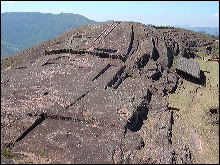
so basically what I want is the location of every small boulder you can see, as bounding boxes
[174,56,200,79]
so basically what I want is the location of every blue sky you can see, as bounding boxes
[1,1,219,27]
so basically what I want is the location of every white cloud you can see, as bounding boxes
[59,8,64,11]
[6,1,14,4]
[213,13,219,17]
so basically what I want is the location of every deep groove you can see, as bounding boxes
[7,112,94,148]
[105,66,126,89]
[94,48,117,53]
[94,22,116,42]
[45,114,92,123]
[101,22,121,42]
[129,39,139,57]
[113,73,129,89]
[65,92,88,109]
[15,113,46,143]
[168,111,174,144]
[65,84,100,110]
[92,64,111,81]
[126,25,134,55]
[45,49,125,62]
[171,150,177,164]
[152,46,160,61]
[122,90,151,133]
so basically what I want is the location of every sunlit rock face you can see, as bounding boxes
[1,21,215,164]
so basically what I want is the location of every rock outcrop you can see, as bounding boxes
[174,56,201,79]
[1,21,217,164]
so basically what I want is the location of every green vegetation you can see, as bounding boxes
[1,12,98,58]
[167,59,219,164]
[1,40,21,57]
[39,150,45,156]
[196,52,207,58]
[1,147,14,159]
[1,55,25,70]
[132,108,138,113]
[210,42,219,58]
[1,137,14,159]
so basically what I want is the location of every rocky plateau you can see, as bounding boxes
[1,21,219,164]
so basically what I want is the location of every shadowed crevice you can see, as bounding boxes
[15,113,46,143]
[113,73,129,89]
[105,66,126,89]
[168,111,174,144]
[126,103,149,132]
[152,47,160,61]
[92,64,112,81]
[127,25,134,56]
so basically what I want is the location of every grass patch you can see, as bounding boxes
[39,150,45,156]
[196,52,207,58]
[1,136,14,159]
[1,147,14,159]
[1,55,25,70]
[167,59,219,164]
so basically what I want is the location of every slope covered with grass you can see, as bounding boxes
[1,12,98,58]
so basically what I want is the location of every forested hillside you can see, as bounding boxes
[1,12,98,58]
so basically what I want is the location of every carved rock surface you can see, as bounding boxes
[1,21,216,164]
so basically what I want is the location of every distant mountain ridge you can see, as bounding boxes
[1,12,218,58]
[168,24,219,36]
[1,12,99,58]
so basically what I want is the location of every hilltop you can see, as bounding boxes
[1,21,219,164]
[1,12,99,58]
[2,12,219,59]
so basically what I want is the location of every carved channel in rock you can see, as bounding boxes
[15,66,27,69]
[127,25,134,55]
[113,73,129,89]
[105,66,126,89]
[168,111,174,144]
[101,22,121,42]
[92,64,112,81]
[94,22,121,42]
[8,110,94,149]
[171,150,177,164]
[65,84,100,110]
[45,48,126,62]
[6,113,46,148]
[166,47,173,68]
[44,113,92,123]
[42,56,70,66]
[151,47,160,61]
[94,48,117,53]
[94,22,115,42]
